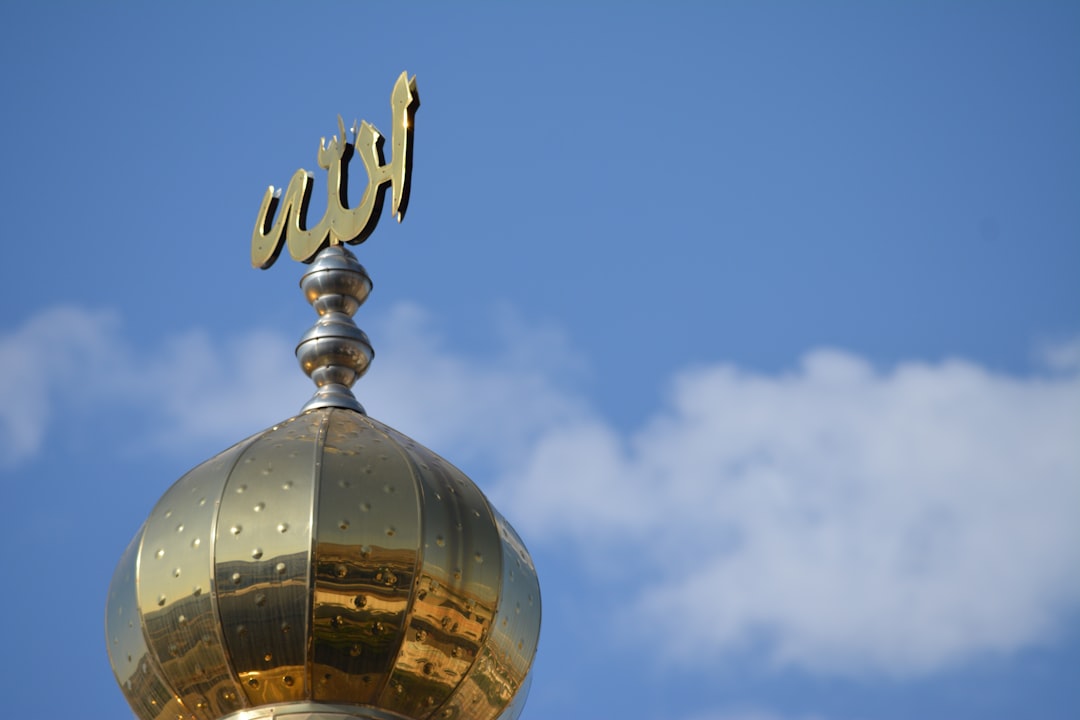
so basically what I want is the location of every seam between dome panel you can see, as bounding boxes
[305,407,333,698]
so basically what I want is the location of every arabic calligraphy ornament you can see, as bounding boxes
[252,71,419,269]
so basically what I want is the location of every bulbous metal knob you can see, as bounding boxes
[295,246,374,413]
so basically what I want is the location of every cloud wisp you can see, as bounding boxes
[2,304,1078,679]
[0,307,119,466]
[497,349,1080,675]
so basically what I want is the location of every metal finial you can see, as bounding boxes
[295,245,372,413]
[250,72,418,414]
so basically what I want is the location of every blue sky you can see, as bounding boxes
[1,3,1078,719]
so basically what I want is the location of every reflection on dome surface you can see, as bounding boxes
[107,408,540,720]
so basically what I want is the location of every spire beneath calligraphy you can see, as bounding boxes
[295,245,372,414]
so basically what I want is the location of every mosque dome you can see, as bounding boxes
[105,243,541,720]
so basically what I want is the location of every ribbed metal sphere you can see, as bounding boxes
[106,408,540,720]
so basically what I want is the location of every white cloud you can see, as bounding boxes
[0,307,118,466]
[3,304,1079,680]
[359,302,587,468]
[493,348,1080,676]
[128,326,308,446]
[1039,336,1080,373]
[0,306,305,465]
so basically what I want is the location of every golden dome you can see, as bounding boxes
[105,407,540,720]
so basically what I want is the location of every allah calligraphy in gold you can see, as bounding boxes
[252,72,419,269]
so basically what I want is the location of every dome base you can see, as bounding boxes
[221,702,414,720]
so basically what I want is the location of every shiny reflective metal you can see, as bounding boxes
[252,72,419,269]
[107,408,541,720]
[296,246,373,414]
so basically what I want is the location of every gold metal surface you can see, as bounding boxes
[107,408,541,720]
[107,531,188,720]
[216,414,324,705]
[312,411,422,703]
[137,439,254,719]
[375,423,503,719]
[252,72,419,269]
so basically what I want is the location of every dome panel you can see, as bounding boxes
[216,414,323,705]
[109,436,258,720]
[312,410,422,703]
[139,437,254,718]
[373,424,503,719]
[488,512,541,682]
[107,530,187,720]
[430,510,540,720]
